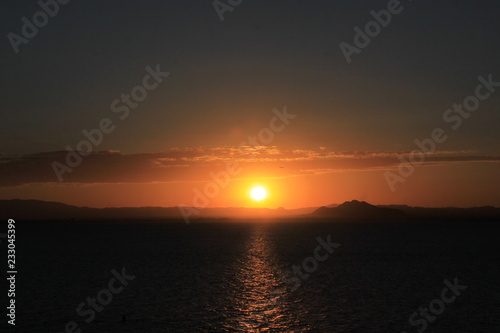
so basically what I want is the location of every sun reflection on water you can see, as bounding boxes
[228,225,291,332]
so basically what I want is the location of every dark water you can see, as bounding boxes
[9,219,500,332]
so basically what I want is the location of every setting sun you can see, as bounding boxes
[250,186,267,201]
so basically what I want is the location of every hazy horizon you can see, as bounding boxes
[3,197,500,210]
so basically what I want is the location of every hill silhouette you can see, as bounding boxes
[0,199,316,221]
[1,199,499,221]
[311,200,406,220]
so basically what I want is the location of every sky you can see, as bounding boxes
[1,0,499,208]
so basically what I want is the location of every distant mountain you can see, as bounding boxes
[199,206,317,218]
[1,199,499,221]
[0,199,182,220]
[325,203,340,208]
[311,200,406,220]
[378,204,500,220]
[0,199,316,221]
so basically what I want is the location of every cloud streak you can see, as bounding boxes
[1,148,499,187]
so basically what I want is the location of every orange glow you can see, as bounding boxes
[2,157,499,209]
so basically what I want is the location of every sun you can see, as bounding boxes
[250,186,267,201]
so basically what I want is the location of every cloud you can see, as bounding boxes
[0,147,498,187]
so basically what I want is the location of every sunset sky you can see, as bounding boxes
[1,0,499,208]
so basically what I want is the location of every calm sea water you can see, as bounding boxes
[10,219,500,332]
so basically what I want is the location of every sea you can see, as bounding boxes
[9,219,500,332]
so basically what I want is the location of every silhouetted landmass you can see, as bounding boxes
[199,206,318,218]
[1,199,499,221]
[0,199,182,221]
[311,200,406,220]
[378,204,500,220]
[0,199,316,221]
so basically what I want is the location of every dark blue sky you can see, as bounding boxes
[1,0,499,154]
